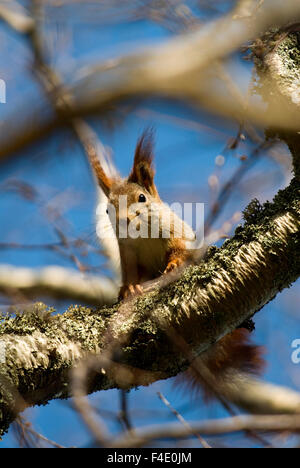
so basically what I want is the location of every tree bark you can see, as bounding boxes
[0,177,299,436]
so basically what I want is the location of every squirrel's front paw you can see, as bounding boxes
[164,258,183,274]
[119,284,143,300]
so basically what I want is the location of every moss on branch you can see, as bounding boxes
[0,179,299,437]
[253,26,300,176]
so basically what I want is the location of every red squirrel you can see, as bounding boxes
[89,128,264,400]
[93,129,195,299]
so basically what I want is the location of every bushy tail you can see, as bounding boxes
[177,329,265,409]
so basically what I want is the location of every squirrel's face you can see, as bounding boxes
[94,129,195,243]
[95,129,160,236]
[106,180,161,237]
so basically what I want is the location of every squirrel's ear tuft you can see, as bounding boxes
[128,128,158,197]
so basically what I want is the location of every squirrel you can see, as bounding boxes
[93,128,196,299]
[88,128,264,403]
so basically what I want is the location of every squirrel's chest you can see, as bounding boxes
[131,237,169,278]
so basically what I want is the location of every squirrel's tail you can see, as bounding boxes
[177,329,266,412]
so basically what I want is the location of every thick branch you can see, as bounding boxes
[0,179,299,436]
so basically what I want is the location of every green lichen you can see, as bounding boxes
[46,304,114,352]
[0,301,119,351]
[252,28,300,177]
[275,33,300,86]
[0,176,299,437]
[0,302,55,336]
[252,29,300,86]
[243,198,263,224]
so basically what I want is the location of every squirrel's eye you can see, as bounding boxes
[138,194,146,203]
[106,209,109,214]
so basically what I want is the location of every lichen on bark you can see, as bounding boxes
[0,175,299,436]
[252,26,300,177]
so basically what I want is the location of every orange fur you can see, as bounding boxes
[91,129,265,400]
[128,128,159,197]
[177,329,265,400]
[165,239,187,273]
[86,141,113,196]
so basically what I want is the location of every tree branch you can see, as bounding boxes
[252,24,300,177]
[0,178,299,436]
[1,0,300,162]
[0,1,33,33]
[0,265,118,305]
[110,413,300,448]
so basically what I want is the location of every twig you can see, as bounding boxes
[15,417,66,448]
[157,392,211,448]
[204,140,272,233]
[110,413,300,448]
[119,390,133,432]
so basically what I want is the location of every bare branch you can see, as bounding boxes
[0,264,118,305]
[157,392,212,448]
[1,0,300,161]
[110,413,300,448]
[0,1,34,33]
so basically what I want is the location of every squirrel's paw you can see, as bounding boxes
[164,258,183,274]
[119,284,143,300]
